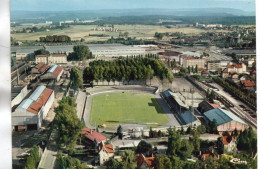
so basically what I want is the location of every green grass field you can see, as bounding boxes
[89,92,169,128]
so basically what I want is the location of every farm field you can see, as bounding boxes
[89,92,169,128]
[11,24,229,42]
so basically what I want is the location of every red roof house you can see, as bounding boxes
[137,154,154,169]
[80,128,107,144]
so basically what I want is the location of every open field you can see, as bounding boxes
[89,92,169,128]
[11,24,230,42]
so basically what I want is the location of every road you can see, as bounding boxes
[38,130,58,169]
[112,133,220,147]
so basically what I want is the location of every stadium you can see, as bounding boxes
[83,85,179,130]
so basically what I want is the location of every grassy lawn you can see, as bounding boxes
[89,92,169,128]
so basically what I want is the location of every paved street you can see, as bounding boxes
[38,130,58,169]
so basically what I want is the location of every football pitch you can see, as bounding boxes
[89,92,169,128]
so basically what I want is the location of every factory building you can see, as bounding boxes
[204,108,248,135]
[41,65,64,82]
[87,44,146,58]
[12,85,54,131]
[31,62,50,74]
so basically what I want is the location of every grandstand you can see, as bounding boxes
[161,89,201,127]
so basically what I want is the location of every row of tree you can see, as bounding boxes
[83,57,174,85]
[39,35,71,42]
[54,96,84,149]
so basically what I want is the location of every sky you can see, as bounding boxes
[11,0,256,12]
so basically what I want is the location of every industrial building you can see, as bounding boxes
[41,65,64,82]
[11,84,30,109]
[87,44,146,58]
[11,46,44,61]
[12,85,54,131]
[204,108,248,134]
[162,89,202,127]
[31,62,50,74]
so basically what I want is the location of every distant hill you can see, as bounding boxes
[11,8,255,22]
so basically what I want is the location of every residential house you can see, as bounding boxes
[222,69,229,78]
[240,80,255,91]
[137,154,154,169]
[222,135,237,153]
[201,69,209,77]
[80,128,107,146]
[227,63,246,74]
[98,142,115,165]
[172,67,180,74]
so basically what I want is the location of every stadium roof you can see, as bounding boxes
[168,91,204,109]
[204,108,246,125]
[180,110,198,125]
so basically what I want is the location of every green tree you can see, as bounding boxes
[105,158,122,169]
[34,49,50,55]
[70,67,83,89]
[70,45,92,61]
[136,140,153,157]
[169,156,183,169]
[153,154,171,169]
[55,97,83,148]
[121,151,136,169]
[189,129,200,155]
[195,65,198,73]
[167,127,182,156]
[117,125,123,139]
[24,145,40,169]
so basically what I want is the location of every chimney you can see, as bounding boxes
[91,129,93,134]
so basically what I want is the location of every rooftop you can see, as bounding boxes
[80,128,107,143]
[204,108,246,125]
[168,91,204,108]
[241,80,255,87]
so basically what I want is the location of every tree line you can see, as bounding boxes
[39,35,71,42]
[83,57,174,85]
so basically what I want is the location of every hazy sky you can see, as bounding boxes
[11,0,255,12]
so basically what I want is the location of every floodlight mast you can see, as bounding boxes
[190,87,195,128]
